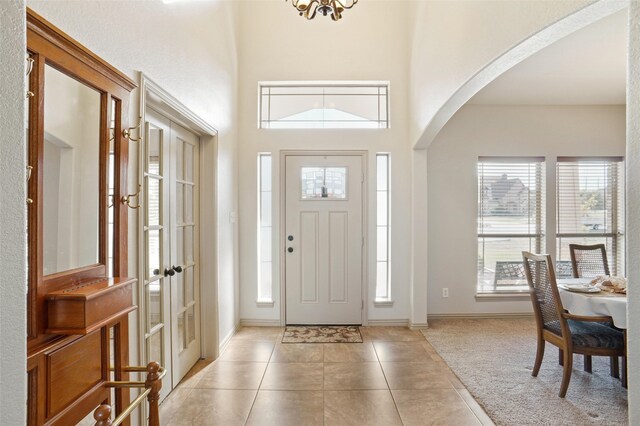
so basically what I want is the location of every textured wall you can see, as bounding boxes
[0,1,27,424]
[236,0,415,325]
[409,0,594,146]
[28,0,241,353]
[428,105,626,315]
[627,2,639,422]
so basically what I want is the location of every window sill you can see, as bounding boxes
[256,299,275,307]
[475,293,531,302]
[374,299,394,307]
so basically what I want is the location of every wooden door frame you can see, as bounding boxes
[279,150,369,326]
[137,73,219,383]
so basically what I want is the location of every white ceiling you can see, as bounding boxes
[469,10,627,105]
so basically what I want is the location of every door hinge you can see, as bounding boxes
[361,172,364,183]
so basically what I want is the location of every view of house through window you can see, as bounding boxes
[556,157,625,275]
[477,158,545,293]
[259,82,389,129]
[258,154,273,302]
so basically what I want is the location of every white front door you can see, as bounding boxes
[284,154,364,324]
[143,108,201,400]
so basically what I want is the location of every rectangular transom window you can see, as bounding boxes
[259,82,389,129]
[556,157,625,276]
[477,157,545,294]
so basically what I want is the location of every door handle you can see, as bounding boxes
[287,247,294,253]
[164,267,175,277]
[173,265,183,273]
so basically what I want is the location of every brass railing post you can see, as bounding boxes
[145,362,161,426]
[93,363,165,426]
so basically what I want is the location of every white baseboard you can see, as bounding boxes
[366,319,410,327]
[218,323,241,354]
[427,312,534,321]
[409,322,429,330]
[239,319,282,327]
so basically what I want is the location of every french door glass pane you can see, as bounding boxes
[185,185,193,223]
[184,143,193,181]
[185,266,194,303]
[147,230,161,279]
[178,312,186,350]
[176,271,184,309]
[176,229,184,266]
[148,331,163,365]
[148,128,161,175]
[185,227,194,263]
[147,281,161,330]
[176,141,183,181]
[176,183,184,224]
[147,177,161,227]
[187,306,196,344]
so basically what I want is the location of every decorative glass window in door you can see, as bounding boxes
[301,167,347,199]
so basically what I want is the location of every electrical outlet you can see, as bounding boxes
[442,288,449,298]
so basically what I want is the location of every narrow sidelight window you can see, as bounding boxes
[258,154,273,302]
[376,154,391,301]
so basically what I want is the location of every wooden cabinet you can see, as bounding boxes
[26,8,137,425]
[46,277,136,335]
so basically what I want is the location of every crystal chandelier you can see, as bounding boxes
[287,0,358,21]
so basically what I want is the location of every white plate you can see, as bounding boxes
[558,284,601,293]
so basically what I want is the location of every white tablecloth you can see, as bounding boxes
[557,278,627,329]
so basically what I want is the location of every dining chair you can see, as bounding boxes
[569,243,610,278]
[568,243,617,374]
[522,251,625,397]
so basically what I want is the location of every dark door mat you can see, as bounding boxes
[282,325,363,343]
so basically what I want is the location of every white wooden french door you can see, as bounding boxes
[143,108,201,400]
[284,154,364,325]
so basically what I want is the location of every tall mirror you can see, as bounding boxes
[42,64,101,275]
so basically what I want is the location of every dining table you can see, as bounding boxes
[557,277,628,387]
[557,278,627,329]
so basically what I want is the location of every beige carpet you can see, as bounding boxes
[422,318,627,426]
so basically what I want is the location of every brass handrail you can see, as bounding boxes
[93,362,165,426]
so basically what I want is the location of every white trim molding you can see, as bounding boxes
[239,319,283,327]
[427,312,535,321]
[366,319,410,327]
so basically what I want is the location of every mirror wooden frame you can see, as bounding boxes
[26,8,137,425]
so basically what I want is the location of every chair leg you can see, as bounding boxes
[532,338,545,377]
[610,356,619,378]
[622,356,627,389]
[583,355,592,373]
[559,348,564,366]
[559,349,573,398]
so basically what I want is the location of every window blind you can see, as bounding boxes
[477,158,545,293]
[556,158,625,275]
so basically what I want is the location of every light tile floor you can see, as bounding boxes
[160,326,494,426]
